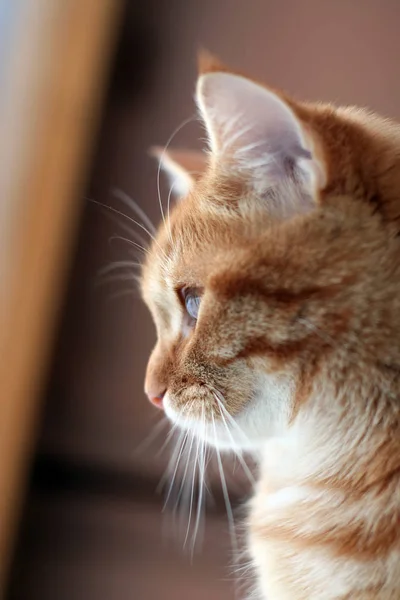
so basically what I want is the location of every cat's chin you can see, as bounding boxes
[163,391,279,453]
[163,392,252,451]
[163,372,293,453]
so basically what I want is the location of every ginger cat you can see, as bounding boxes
[141,54,400,599]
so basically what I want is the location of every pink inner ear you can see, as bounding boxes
[196,72,325,198]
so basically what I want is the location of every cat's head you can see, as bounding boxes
[141,55,400,451]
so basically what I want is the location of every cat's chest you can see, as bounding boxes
[245,447,333,600]
[246,484,309,600]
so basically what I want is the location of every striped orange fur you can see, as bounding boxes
[141,54,400,598]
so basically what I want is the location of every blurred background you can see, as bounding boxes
[3,1,400,599]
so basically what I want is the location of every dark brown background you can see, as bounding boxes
[7,1,400,599]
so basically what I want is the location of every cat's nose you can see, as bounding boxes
[145,387,166,409]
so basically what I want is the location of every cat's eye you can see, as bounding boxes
[181,287,202,320]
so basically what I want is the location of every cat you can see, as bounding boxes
[140,52,400,599]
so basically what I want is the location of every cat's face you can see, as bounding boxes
[141,58,400,452]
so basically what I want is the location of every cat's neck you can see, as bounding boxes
[260,366,400,495]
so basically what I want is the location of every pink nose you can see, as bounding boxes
[146,388,166,409]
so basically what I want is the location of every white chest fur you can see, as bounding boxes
[246,438,400,600]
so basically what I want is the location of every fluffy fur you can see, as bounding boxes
[141,54,400,599]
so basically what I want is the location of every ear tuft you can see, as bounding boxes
[197,48,226,75]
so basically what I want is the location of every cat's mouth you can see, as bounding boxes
[163,392,240,450]
[162,383,256,451]
[164,383,224,422]
[163,368,296,451]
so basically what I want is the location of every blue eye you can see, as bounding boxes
[183,289,202,320]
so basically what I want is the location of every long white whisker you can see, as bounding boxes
[96,272,141,288]
[88,197,169,262]
[174,429,196,518]
[165,401,196,516]
[104,286,139,304]
[166,179,178,247]
[213,395,256,487]
[207,385,253,448]
[161,429,188,507]
[109,234,150,256]
[157,426,185,491]
[98,260,143,277]
[191,405,207,553]
[112,187,157,235]
[134,418,168,456]
[212,413,238,559]
[156,419,183,457]
[107,210,149,249]
[184,432,200,548]
[88,198,147,244]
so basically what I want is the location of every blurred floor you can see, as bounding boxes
[8,489,236,600]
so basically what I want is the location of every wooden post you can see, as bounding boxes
[0,0,122,589]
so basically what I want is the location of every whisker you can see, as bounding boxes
[96,272,141,288]
[134,418,169,456]
[109,234,150,256]
[158,424,186,492]
[173,428,196,517]
[156,114,197,244]
[184,432,200,549]
[104,286,139,304]
[162,430,189,509]
[191,405,207,554]
[166,179,178,247]
[108,212,149,249]
[156,420,182,457]
[207,384,253,449]
[112,187,157,235]
[88,197,169,261]
[88,198,148,246]
[211,393,256,487]
[98,260,143,277]
[212,413,239,560]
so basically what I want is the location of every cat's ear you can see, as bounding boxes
[196,71,326,205]
[150,147,207,199]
